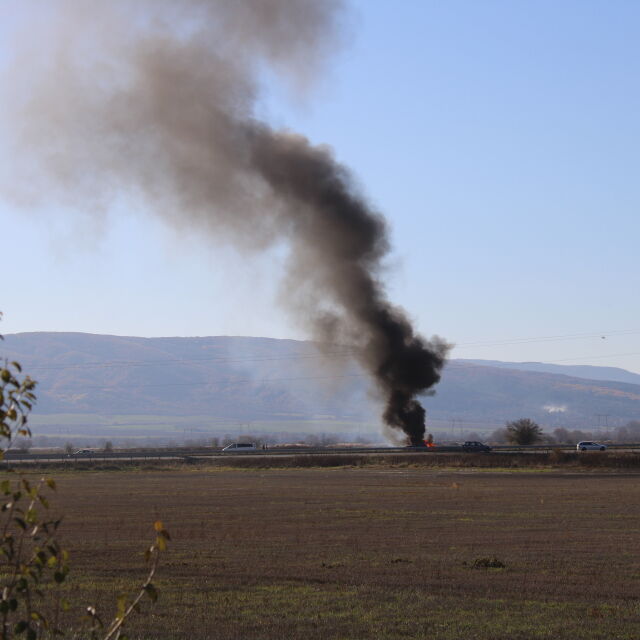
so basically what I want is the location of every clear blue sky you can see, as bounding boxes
[1,0,639,372]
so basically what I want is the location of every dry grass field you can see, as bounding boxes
[23,463,640,639]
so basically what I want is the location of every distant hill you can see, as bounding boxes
[2,332,640,432]
[461,359,640,386]
[430,360,640,429]
[1,332,372,420]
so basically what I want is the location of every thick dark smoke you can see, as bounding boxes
[0,0,449,445]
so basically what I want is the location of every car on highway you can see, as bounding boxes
[222,443,258,452]
[576,441,607,451]
[69,449,94,457]
[462,441,492,453]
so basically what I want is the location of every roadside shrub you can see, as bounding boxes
[576,452,611,468]
[505,418,545,445]
[549,448,570,464]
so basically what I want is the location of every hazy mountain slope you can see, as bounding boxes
[1,333,372,419]
[2,333,640,429]
[461,359,640,386]
[431,361,640,426]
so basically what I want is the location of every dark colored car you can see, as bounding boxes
[462,441,492,453]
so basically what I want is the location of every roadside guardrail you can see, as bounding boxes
[2,443,640,465]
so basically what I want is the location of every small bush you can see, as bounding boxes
[505,418,544,445]
[549,448,570,464]
[471,556,506,569]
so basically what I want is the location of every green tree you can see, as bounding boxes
[505,418,544,445]
[1,315,169,638]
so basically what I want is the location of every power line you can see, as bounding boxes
[447,351,640,368]
[52,372,368,392]
[6,328,639,373]
[38,351,640,393]
[18,349,359,371]
[538,351,640,364]
[454,329,640,349]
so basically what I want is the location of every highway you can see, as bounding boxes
[2,443,639,465]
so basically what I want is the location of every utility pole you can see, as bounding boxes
[595,414,610,437]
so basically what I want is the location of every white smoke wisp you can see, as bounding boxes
[544,405,567,414]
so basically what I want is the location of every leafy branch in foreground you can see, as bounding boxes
[0,358,37,449]
[86,521,171,640]
[1,357,66,639]
[0,475,67,640]
[1,319,169,638]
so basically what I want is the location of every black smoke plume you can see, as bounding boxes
[0,0,449,445]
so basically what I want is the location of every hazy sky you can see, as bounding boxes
[1,0,638,373]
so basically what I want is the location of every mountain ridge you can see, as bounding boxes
[460,358,640,386]
[2,332,639,431]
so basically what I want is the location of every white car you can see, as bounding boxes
[69,449,94,457]
[222,443,257,452]
[576,441,607,452]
